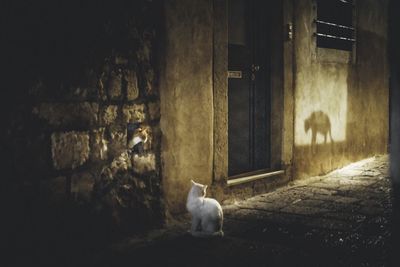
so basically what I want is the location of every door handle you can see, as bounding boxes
[251,64,260,81]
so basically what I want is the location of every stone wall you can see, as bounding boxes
[4,0,163,234]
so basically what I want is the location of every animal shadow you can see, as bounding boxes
[304,111,334,154]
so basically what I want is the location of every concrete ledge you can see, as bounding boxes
[227,170,285,187]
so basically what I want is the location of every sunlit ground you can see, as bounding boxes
[331,156,376,176]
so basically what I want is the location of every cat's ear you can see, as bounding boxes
[190,179,195,185]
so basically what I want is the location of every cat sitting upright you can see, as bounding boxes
[186,180,224,237]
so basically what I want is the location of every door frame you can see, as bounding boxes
[212,0,294,188]
[227,0,271,177]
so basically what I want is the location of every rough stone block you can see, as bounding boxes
[132,153,156,174]
[122,104,146,123]
[108,130,127,158]
[33,102,99,127]
[90,128,108,162]
[101,105,118,125]
[124,70,139,101]
[71,172,94,201]
[107,71,122,100]
[51,131,90,170]
[110,151,132,174]
[147,102,160,121]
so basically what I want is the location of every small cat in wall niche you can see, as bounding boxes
[186,180,224,237]
[127,125,151,153]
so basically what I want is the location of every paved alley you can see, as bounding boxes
[90,155,393,266]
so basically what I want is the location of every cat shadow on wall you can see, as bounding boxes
[304,111,334,154]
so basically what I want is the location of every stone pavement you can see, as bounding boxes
[88,155,393,267]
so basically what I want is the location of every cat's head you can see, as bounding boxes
[190,179,207,197]
[134,126,149,139]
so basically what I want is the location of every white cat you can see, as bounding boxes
[186,180,224,237]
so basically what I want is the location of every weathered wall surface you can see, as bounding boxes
[293,0,389,178]
[160,0,214,215]
[4,1,163,235]
[213,0,228,187]
[282,0,295,175]
[347,0,389,158]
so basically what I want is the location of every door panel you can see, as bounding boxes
[253,1,271,171]
[228,0,271,177]
[228,45,251,176]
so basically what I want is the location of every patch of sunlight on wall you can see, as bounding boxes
[295,64,348,146]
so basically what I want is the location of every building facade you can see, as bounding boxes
[4,0,389,231]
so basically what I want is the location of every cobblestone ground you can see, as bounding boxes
[89,155,393,267]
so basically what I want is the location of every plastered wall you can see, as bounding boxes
[160,0,214,215]
[293,0,389,178]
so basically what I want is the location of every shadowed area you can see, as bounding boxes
[79,156,392,267]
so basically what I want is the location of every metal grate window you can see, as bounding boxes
[315,0,355,51]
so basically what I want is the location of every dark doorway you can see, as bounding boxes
[228,0,271,177]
